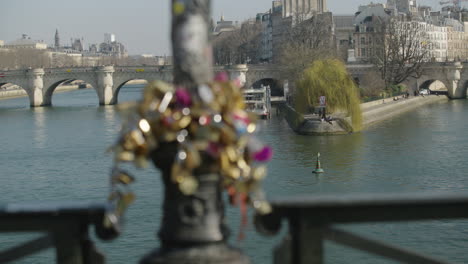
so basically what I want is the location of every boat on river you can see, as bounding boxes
[243,86,271,119]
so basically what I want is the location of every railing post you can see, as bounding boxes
[139,1,249,263]
[288,217,324,264]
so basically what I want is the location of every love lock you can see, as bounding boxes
[178,196,206,226]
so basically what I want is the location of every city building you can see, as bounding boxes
[4,34,47,50]
[104,33,116,44]
[213,15,239,36]
[354,3,391,25]
[282,0,327,18]
[445,19,468,61]
[271,3,290,62]
[387,0,418,16]
[421,22,448,62]
[257,12,273,62]
[0,40,4,47]
[353,15,386,61]
[98,33,127,58]
[71,38,84,52]
[89,44,98,54]
[132,55,170,65]
[353,3,392,62]
[333,15,355,61]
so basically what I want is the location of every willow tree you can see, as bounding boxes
[294,59,362,131]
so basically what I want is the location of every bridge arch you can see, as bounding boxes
[251,78,284,97]
[112,68,172,104]
[416,76,450,94]
[43,75,99,106]
[114,79,149,103]
[0,81,30,101]
[419,79,448,95]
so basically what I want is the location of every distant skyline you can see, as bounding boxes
[0,0,462,55]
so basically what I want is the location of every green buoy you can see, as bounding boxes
[313,152,324,174]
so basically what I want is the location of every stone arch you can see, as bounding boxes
[0,73,29,94]
[0,81,27,92]
[42,76,99,106]
[250,78,284,97]
[112,70,171,104]
[113,79,149,103]
[419,79,448,95]
[0,80,30,101]
[417,75,449,91]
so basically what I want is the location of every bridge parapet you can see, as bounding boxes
[114,65,171,73]
[43,67,96,74]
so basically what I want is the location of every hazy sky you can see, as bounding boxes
[0,0,456,55]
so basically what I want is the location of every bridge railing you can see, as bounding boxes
[0,201,115,264]
[256,192,468,264]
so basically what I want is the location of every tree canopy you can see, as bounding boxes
[371,18,429,87]
[294,59,362,131]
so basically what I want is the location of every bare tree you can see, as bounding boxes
[359,68,386,98]
[372,18,429,88]
[0,49,52,69]
[212,21,262,65]
[277,12,337,81]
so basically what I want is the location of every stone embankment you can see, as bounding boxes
[282,95,449,135]
[281,104,350,135]
[361,95,448,128]
[0,85,84,101]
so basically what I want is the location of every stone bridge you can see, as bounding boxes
[0,62,466,107]
[0,65,283,107]
[347,62,468,98]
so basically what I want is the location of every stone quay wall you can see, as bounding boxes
[282,95,449,134]
[362,95,448,128]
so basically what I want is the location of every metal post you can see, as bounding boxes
[140,1,249,263]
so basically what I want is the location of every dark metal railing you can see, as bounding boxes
[256,192,468,264]
[2,193,468,263]
[0,201,114,264]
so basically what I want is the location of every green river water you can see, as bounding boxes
[1,86,468,263]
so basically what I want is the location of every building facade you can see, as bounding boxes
[213,15,239,36]
[334,15,355,61]
[387,0,418,15]
[282,0,327,18]
[4,34,47,50]
[257,12,274,62]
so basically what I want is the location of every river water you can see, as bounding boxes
[1,85,468,264]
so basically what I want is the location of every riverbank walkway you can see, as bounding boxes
[361,94,448,128]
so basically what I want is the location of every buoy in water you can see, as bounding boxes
[313,152,324,174]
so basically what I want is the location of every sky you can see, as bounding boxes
[0,0,459,55]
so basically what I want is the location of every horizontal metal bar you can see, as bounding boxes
[325,227,451,264]
[0,201,109,217]
[0,235,52,263]
[0,201,109,232]
[0,219,79,233]
[270,192,468,224]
